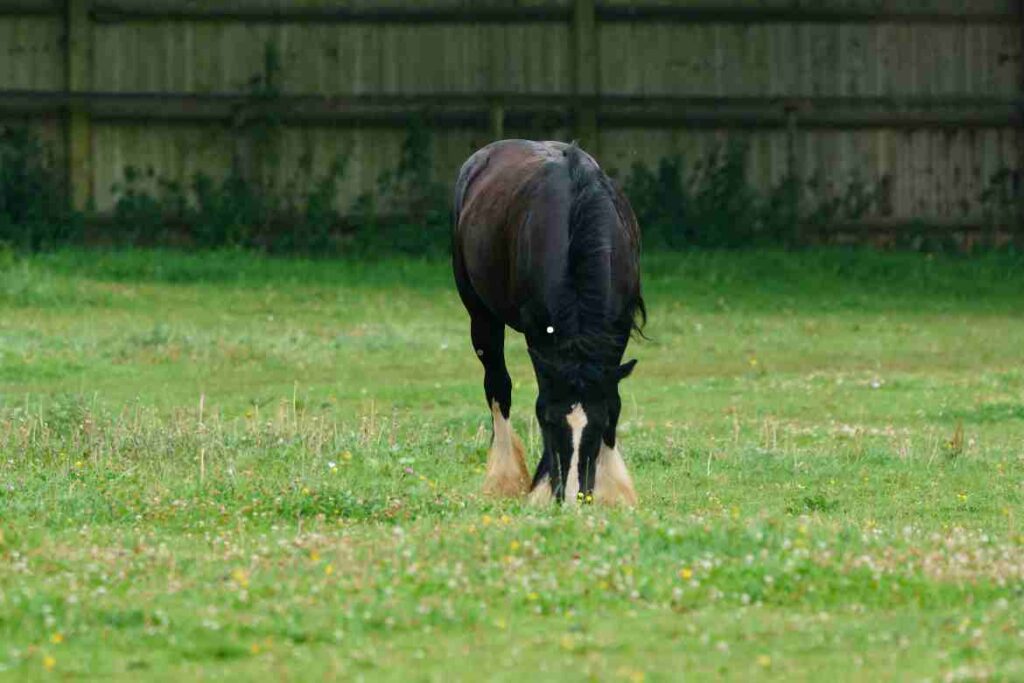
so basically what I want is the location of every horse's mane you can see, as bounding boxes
[565,142,646,337]
[538,143,646,389]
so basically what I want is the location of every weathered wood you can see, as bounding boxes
[88,4,572,24]
[21,2,1008,25]
[598,6,1019,25]
[1018,0,1024,179]
[1,0,1020,227]
[0,1,61,15]
[3,2,1019,27]
[573,0,598,149]
[489,101,505,142]
[2,90,1020,128]
[65,0,93,211]
[784,111,800,163]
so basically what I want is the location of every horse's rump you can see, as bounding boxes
[454,139,642,340]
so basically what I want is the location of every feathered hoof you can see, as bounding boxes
[482,430,530,498]
[526,477,554,506]
[593,442,639,507]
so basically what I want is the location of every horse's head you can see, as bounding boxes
[529,348,637,503]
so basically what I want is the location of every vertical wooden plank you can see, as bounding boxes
[65,0,92,211]
[573,0,598,150]
[768,23,790,97]
[1018,0,1024,193]
[0,21,9,87]
[17,18,30,88]
[490,101,505,142]
[598,23,623,95]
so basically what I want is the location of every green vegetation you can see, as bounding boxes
[3,124,1020,255]
[622,142,878,249]
[1,249,1022,680]
[0,128,76,251]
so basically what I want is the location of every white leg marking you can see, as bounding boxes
[593,441,638,506]
[564,403,588,505]
[482,401,529,497]
[527,476,553,506]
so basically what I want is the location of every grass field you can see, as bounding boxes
[1,248,1023,681]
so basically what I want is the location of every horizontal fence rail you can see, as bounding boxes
[2,90,1022,129]
[0,2,1019,24]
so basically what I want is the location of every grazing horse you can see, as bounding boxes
[452,140,645,506]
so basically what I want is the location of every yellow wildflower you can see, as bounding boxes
[231,568,250,588]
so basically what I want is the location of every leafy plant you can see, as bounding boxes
[110,166,187,245]
[350,120,450,256]
[624,141,880,250]
[979,167,1023,235]
[0,127,75,250]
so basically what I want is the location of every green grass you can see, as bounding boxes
[1,248,1023,681]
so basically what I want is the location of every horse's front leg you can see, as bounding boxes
[472,314,530,497]
[593,390,638,506]
[526,396,556,506]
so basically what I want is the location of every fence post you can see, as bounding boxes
[784,101,805,242]
[1018,0,1024,231]
[490,100,505,141]
[785,102,800,182]
[65,0,93,211]
[572,0,598,153]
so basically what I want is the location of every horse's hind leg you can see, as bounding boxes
[453,244,528,497]
[470,313,530,497]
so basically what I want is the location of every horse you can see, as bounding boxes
[452,139,645,506]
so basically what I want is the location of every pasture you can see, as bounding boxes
[1,249,1022,681]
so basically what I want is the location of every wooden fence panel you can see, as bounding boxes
[598,21,1020,97]
[0,0,1020,231]
[0,15,63,90]
[91,21,572,95]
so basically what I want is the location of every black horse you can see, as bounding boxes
[452,140,645,506]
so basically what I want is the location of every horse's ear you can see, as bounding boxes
[611,359,638,383]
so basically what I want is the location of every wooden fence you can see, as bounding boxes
[1,0,1022,236]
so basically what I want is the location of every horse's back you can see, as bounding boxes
[453,139,637,335]
[454,140,579,217]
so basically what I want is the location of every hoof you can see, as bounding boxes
[482,428,529,498]
[593,442,638,507]
[526,476,553,506]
